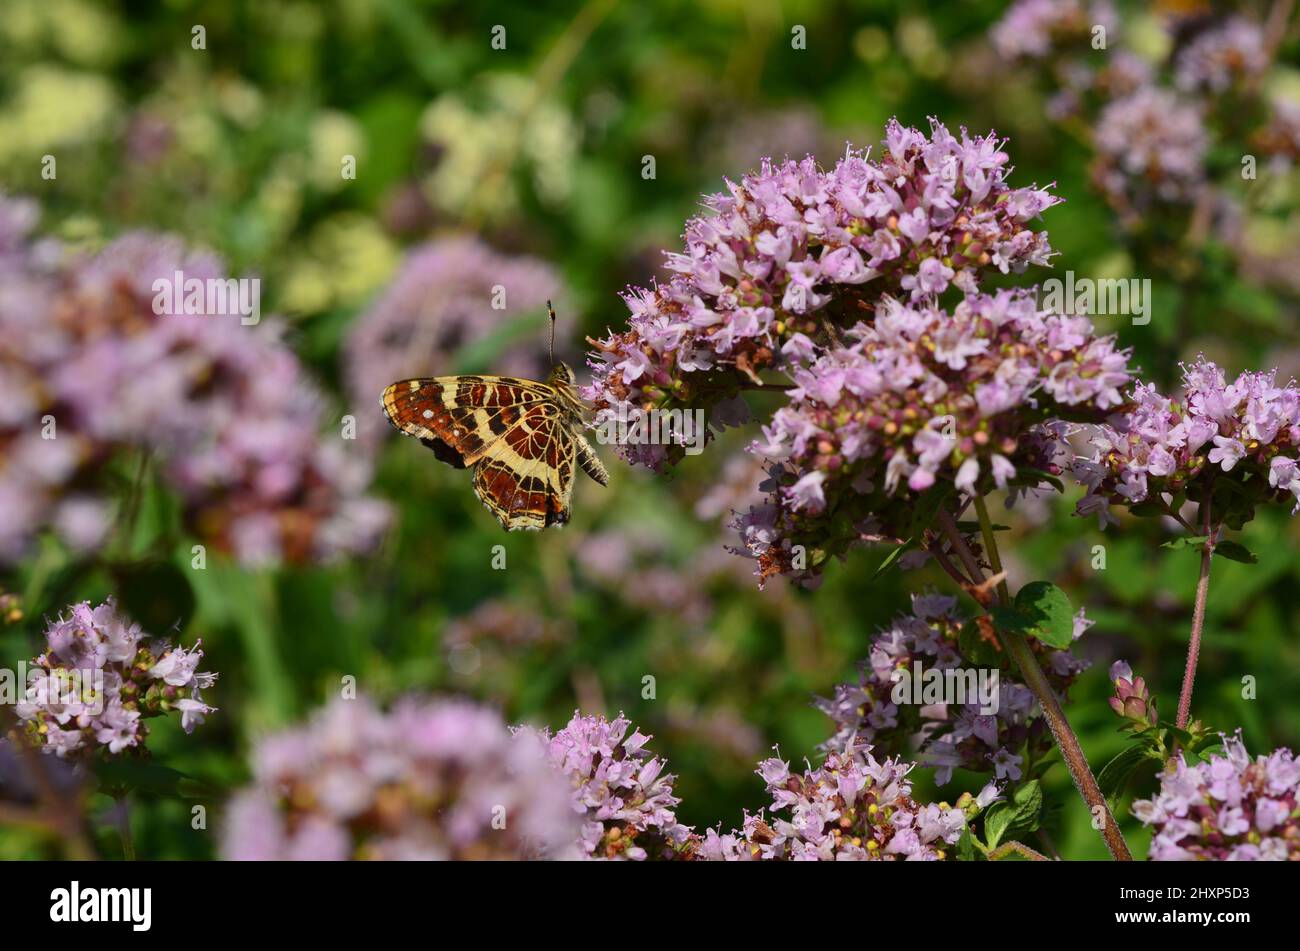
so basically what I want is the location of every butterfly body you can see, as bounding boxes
[381,362,608,531]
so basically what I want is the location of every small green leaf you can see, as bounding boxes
[959,619,1004,667]
[984,780,1042,848]
[1097,745,1151,808]
[957,827,981,861]
[1127,500,1167,518]
[989,605,1031,634]
[1013,581,1075,649]
[871,539,914,581]
[1009,468,1065,493]
[910,482,952,537]
[94,761,212,800]
[1160,535,1209,550]
[983,804,1011,849]
[1213,540,1257,564]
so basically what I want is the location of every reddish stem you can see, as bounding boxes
[937,509,1132,861]
[1176,495,1217,730]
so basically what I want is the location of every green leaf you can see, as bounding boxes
[1008,468,1064,493]
[871,539,914,581]
[1097,745,1151,808]
[1012,581,1075,649]
[957,827,982,861]
[909,482,952,537]
[1160,535,1209,550]
[989,605,1031,634]
[984,780,1042,848]
[1126,500,1167,519]
[1213,540,1257,564]
[94,761,212,800]
[959,619,1004,667]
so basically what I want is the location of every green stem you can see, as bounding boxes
[114,794,135,861]
[938,507,1133,861]
[973,496,1011,604]
[988,840,1052,862]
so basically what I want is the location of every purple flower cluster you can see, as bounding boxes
[1257,97,1300,166]
[731,289,1130,584]
[1092,87,1208,208]
[0,738,81,805]
[990,0,1116,61]
[699,747,966,860]
[574,530,713,625]
[583,119,1062,471]
[517,711,694,860]
[1075,357,1300,527]
[345,236,562,445]
[1174,17,1267,94]
[16,600,216,759]
[991,7,1281,227]
[816,594,1089,784]
[221,696,577,860]
[0,195,388,564]
[1133,733,1300,861]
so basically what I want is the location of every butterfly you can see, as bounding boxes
[381,302,609,531]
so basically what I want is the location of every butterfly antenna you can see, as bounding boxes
[547,299,557,366]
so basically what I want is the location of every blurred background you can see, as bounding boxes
[1,0,1298,860]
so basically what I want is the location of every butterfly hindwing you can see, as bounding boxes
[471,403,576,530]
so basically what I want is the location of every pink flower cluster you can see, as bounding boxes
[1174,17,1268,94]
[517,711,694,860]
[1092,87,1208,207]
[345,237,562,446]
[221,696,577,860]
[1133,733,1300,861]
[583,119,1062,471]
[817,594,1089,785]
[992,8,1276,220]
[1075,357,1300,527]
[0,194,388,564]
[990,0,1116,61]
[732,289,1130,583]
[699,747,966,860]
[16,600,216,759]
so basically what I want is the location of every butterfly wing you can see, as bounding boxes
[382,376,552,466]
[382,376,577,531]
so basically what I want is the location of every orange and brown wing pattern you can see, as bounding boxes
[471,401,577,530]
[381,376,550,465]
[381,375,576,531]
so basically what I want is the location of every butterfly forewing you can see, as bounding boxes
[381,375,585,531]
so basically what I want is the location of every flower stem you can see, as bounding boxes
[938,506,1133,861]
[1176,494,1217,730]
[988,840,1052,862]
[1,713,95,860]
[973,496,1011,604]
[113,793,135,861]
